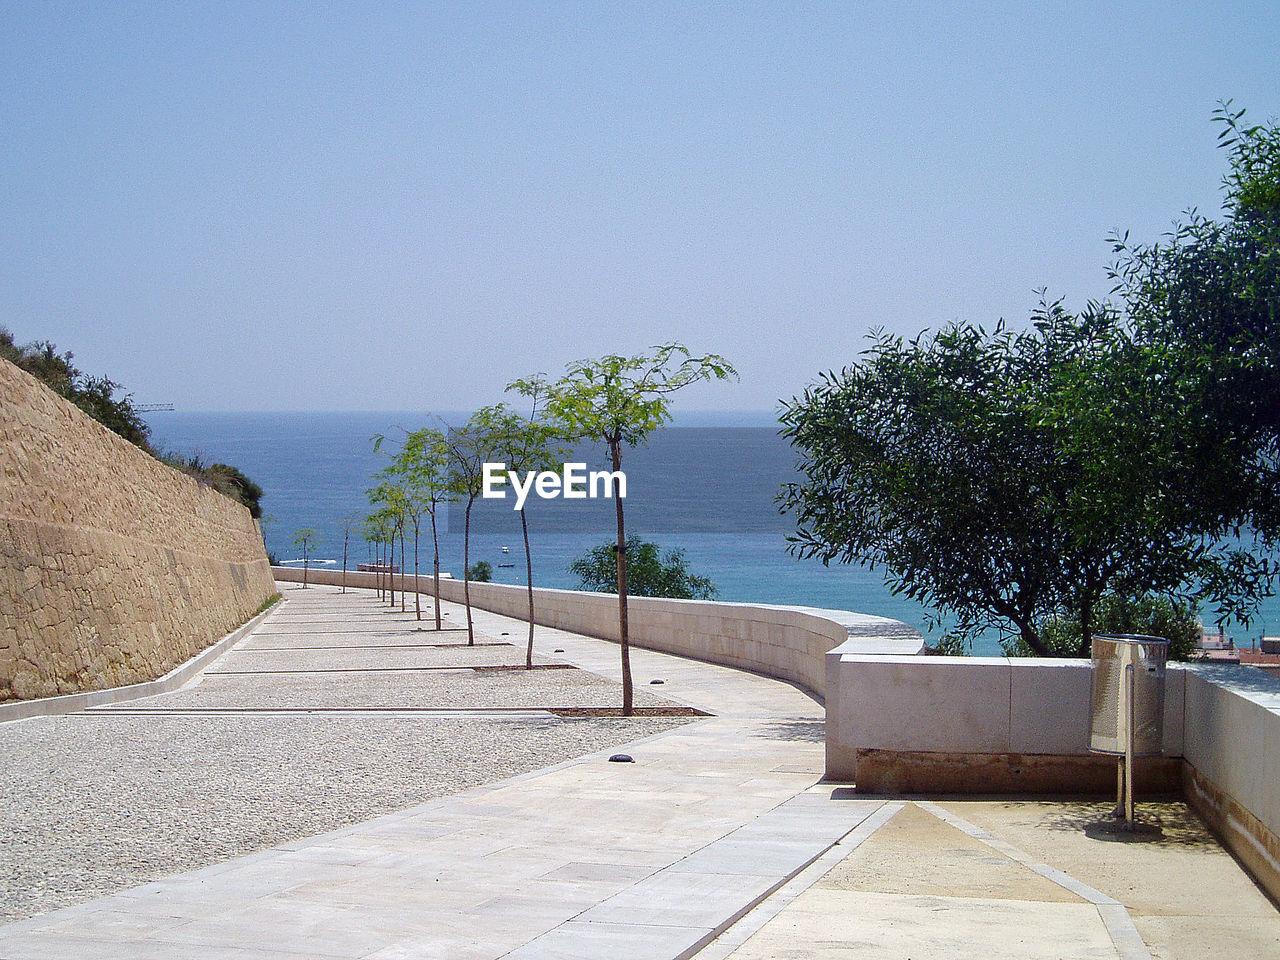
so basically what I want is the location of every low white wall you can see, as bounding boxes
[825,651,1186,774]
[272,566,921,701]
[826,647,1280,900]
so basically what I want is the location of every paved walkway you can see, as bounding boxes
[0,584,860,959]
[2,583,1276,959]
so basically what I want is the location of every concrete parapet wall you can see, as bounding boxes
[271,566,922,701]
[1,358,276,702]
[825,648,1280,900]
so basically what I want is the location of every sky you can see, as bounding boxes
[3,1,1278,414]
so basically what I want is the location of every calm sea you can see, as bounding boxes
[145,411,1278,654]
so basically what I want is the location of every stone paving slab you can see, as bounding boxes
[0,582,850,958]
[11,582,1266,959]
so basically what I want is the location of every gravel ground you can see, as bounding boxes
[103,668,681,711]
[0,585,695,922]
[210,642,548,673]
[0,712,690,922]
[241,630,476,649]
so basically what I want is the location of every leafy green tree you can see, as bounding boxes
[292,528,321,588]
[571,537,717,600]
[781,106,1280,657]
[468,560,493,582]
[515,343,735,713]
[779,302,1268,657]
[1110,101,1280,542]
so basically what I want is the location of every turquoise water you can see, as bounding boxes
[146,411,1279,654]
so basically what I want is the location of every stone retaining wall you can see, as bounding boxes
[1,358,276,701]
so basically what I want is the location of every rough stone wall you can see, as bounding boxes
[1,358,276,701]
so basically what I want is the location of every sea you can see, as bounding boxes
[145,411,1280,656]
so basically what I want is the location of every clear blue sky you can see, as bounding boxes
[3,1,1277,413]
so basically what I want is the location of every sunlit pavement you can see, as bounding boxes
[0,582,1275,959]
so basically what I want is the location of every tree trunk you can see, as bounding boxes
[388,535,396,609]
[611,440,633,716]
[522,508,534,669]
[1079,597,1096,659]
[463,497,475,646]
[431,509,442,631]
[399,523,406,613]
[413,516,421,621]
[341,530,348,594]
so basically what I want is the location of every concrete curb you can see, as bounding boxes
[0,596,284,723]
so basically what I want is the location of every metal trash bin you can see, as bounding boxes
[1089,634,1169,827]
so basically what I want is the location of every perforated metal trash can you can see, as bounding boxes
[1089,634,1168,756]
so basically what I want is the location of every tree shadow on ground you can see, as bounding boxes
[1006,799,1220,849]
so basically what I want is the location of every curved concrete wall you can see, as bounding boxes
[271,567,921,701]
[1,358,276,701]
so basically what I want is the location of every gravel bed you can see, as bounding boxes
[241,630,476,649]
[211,643,547,673]
[251,621,455,634]
[105,669,682,711]
[0,712,691,922]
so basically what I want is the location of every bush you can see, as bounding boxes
[3,326,265,519]
[570,537,717,600]
[1029,594,1201,661]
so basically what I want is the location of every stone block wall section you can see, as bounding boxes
[1,358,276,701]
[271,566,923,701]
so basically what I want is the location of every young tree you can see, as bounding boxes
[291,528,320,588]
[571,537,717,600]
[443,407,507,646]
[491,395,572,667]
[368,489,408,612]
[364,508,399,605]
[336,514,359,594]
[515,343,735,713]
[375,427,453,628]
[362,514,392,600]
